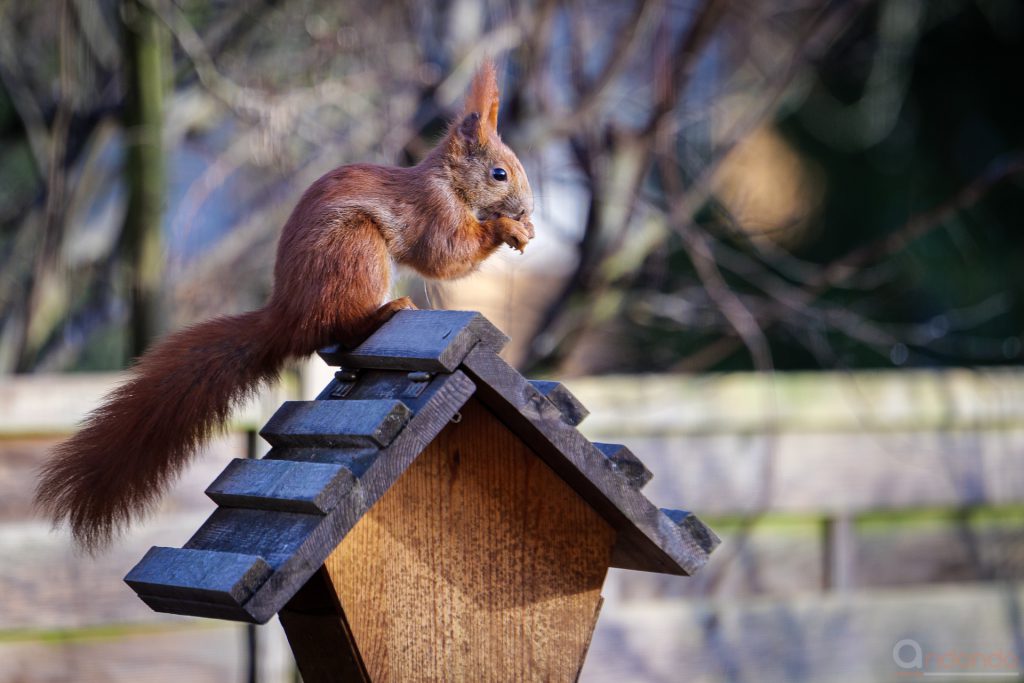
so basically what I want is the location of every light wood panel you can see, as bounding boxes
[325,398,616,682]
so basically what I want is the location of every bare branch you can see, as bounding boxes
[674,151,1024,370]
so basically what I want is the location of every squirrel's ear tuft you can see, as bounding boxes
[463,59,499,145]
[458,111,482,147]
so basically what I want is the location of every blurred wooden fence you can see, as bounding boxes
[2,368,1023,682]
[0,374,296,682]
[573,369,1024,682]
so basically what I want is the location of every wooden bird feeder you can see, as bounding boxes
[125,310,719,681]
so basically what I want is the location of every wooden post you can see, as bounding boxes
[823,514,856,591]
[245,429,260,683]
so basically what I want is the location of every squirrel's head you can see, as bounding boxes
[445,60,533,223]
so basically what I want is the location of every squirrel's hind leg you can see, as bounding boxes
[337,297,417,349]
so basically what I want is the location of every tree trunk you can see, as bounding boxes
[120,0,168,360]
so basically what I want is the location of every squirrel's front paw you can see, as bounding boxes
[501,218,534,253]
[483,215,535,253]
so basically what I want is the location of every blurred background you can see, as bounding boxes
[1,0,1022,681]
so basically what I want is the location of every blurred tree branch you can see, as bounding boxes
[1,0,1021,381]
[672,150,1024,371]
[522,0,870,373]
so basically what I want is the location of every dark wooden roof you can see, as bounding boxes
[125,310,719,624]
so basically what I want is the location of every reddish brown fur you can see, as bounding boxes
[35,59,534,551]
[464,60,500,144]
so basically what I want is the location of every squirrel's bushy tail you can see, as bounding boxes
[36,308,291,552]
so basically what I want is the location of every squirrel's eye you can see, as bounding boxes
[491,167,508,182]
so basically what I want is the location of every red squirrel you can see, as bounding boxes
[36,60,534,551]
